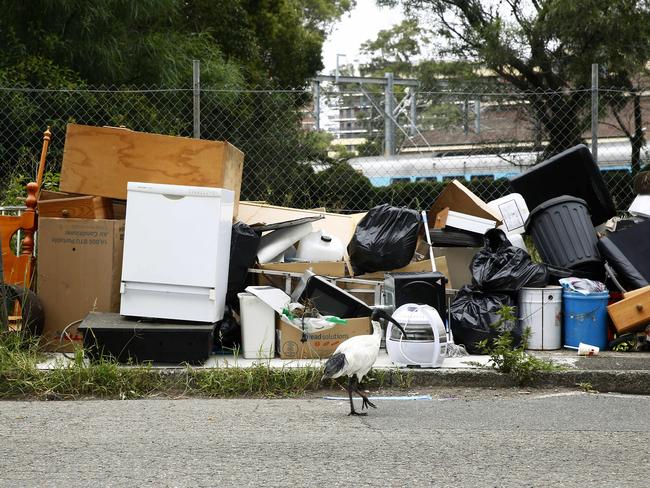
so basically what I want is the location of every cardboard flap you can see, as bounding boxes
[429,180,502,226]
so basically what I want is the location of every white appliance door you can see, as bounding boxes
[121,184,226,288]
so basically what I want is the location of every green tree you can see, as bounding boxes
[0,0,353,202]
[383,0,650,158]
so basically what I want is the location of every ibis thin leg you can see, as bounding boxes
[347,376,366,416]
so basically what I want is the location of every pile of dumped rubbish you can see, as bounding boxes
[7,124,648,366]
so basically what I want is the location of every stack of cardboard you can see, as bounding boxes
[37,124,243,351]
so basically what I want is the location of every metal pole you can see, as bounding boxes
[475,98,481,134]
[313,81,321,131]
[384,72,395,156]
[463,96,469,135]
[193,59,201,139]
[410,88,417,136]
[591,63,599,162]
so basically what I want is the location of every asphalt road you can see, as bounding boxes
[1,388,648,487]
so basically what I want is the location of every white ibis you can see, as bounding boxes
[322,308,407,416]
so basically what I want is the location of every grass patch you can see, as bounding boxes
[0,332,412,400]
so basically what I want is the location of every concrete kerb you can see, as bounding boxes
[377,368,650,395]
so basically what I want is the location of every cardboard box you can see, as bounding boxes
[36,218,125,351]
[277,315,370,359]
[433,247,481,289]
[429,180,502,226]
[60,124,244,211]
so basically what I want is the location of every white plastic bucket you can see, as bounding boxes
[238,292,275,359]
[519,286,563,350]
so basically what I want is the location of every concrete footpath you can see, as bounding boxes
[39,348,650,395]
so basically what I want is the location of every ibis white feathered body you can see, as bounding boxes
[325,321,382,382]
[322,310,407,416]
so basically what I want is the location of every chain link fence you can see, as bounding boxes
[1,83,646,213]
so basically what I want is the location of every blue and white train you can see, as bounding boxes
[340,139,647,186]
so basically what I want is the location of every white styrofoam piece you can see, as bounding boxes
[120,182,234,323]
[487,193,530,234]
[629,194,650,218]
[238,292,275,359]
[257,222,313,264]
[444,210,496,234]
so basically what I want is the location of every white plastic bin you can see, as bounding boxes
[519,286,562,350]
[238,292,275,359]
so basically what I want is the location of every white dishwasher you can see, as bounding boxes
[120,182,234,323]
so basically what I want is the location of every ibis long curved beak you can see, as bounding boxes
[371,308,408,340]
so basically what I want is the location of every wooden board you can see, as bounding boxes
[608,287,650,334]
[60,124,244,210]
[237,202,359,245]
[38,195,114,219]
[623,285,650,299]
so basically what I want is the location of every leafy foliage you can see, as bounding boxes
[477,305,561,386]
[0,0,353,197]
[384,0,650,159]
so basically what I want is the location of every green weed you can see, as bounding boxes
[476,305,562,386]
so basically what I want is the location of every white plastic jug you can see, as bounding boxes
[295,230,344,262]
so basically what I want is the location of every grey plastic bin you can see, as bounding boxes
[525,196,602,270]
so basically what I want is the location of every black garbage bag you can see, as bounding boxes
[214,307,241,351]
[347,204,420,275]
[450,285,520,354]
[226,221,261,305]
[470,228,549,293]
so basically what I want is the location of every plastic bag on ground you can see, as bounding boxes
[449,285,521,354]
[347,204,420,275]
[470,228,549,293]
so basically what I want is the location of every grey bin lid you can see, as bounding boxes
[524,195,590,232]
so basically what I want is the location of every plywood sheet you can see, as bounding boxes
[237,202,357,245]
[60,124,244,208]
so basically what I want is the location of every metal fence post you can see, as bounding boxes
[384,72,395,156]
[591,63,599,162]
[475,98,481,134]
[193,59,201,139]
[312,81,321,131]
[410,87,417,136]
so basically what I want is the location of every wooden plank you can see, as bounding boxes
[60,124,244,210]
[38,195,114,219]
[608,287,650,334]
